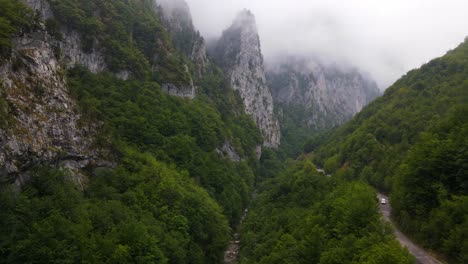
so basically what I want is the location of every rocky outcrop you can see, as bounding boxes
[156,0,209,78]
[267,57,380,129]
[0,1,117,187]
[212,10,280,148]
[160,65,196,98]
[216,141,241,162]
[59,29,107,73]
[161,83,195,99]
[0,27,102,187]
[21,0,53,20]
[21,0,107,74]
[190,35,209,77]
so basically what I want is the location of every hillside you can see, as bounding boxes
[311,39,468,263]
[238,157,414,264]
[0,0,262,262]
[267,57,380,156]
[1,0,466,263]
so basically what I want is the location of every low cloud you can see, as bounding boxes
[185,0,468,89]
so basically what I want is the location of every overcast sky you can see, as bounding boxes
[185,0,468,89]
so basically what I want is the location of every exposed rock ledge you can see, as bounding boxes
[216,141,241,162]
[161,83,195,99]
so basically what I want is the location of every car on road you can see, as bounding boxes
[380,198,387,204]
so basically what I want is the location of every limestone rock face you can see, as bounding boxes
[161,83,195,99]
[160,64,196,99]
[59,30,107,73]
[0,0,116,186]
[212,10,280,148]
[267,57,380,129]
[0,28,101,187]
[21,0,107,74]
[21,0,53,20]
[190,35,209,77]
[216,141,241,162]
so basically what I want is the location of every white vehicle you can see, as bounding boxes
[380,198,387,204]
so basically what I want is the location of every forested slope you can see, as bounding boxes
[238,157,414,264]
[311,39,468,263]
[1,0,466,263]
[0,0,262,263]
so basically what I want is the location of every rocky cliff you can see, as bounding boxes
[157,0,209,78]
[22,0,108,74]
[267,57,380,129]
[0,0,116,188]
[212,10,280,148]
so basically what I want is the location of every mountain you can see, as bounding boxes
[0,0,105,188]
[2,1,464,263]
[0,1,264,262]
[267,57,380,129]
[312,39,468,263]
[211,10,281,148]
[156,0,209,78]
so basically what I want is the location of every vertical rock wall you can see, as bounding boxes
[213,10,280,148]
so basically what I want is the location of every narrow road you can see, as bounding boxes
[377,193,444,264]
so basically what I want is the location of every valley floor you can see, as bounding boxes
[377,193,444,264]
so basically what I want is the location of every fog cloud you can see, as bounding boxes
[184,0,468,89]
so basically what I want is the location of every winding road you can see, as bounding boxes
[377,193,444,264]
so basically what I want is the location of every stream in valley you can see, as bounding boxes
[223,208,248,264]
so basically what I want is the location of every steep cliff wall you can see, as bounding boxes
[212,10,280,148]
[268,57,380,129]
[21,0,107,73]
[0,0,117,187]
[0,28,102,188]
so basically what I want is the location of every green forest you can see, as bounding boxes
[0,0,467,263]
[239,157,414,264]
[1,0,260,262]
[310,40,468,263]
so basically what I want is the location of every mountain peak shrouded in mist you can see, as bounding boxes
[157,0,209,77]
[157,0,195,41]
[212,9,280,148]
[157,0,191,13]
[267,55,380,130]
[185,0,468,90]
[1,1,465,263]
[232,9,256,28]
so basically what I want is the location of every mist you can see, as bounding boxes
[184,0,468,90]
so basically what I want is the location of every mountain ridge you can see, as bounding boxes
[267,56,380,130]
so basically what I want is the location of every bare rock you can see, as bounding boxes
[213,10,280,148]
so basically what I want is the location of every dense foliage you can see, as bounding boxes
[238,157,414,264]
[314,40,468,191]
[0,148,229,263]
[274,104,318,158]
[47,0,190,83]
[0,0,32,58]
[0,1,263,262]
[313,39,468,262]
[391,106,468,263]
[67,66,261,225]
[2,0,465,263]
